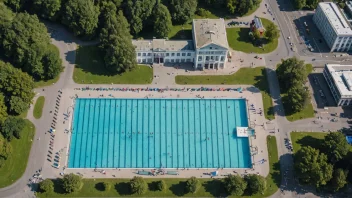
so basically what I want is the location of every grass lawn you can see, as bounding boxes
[262,136,281,197]
[226,18,279,54]
[0,120,35,188]
[281,63,315,122]
[74,46,153,84]
[284,101,315,122]
[175,67,274,120]
[33,96,45,119]
[290,132,327,153]
[36,136,280,198]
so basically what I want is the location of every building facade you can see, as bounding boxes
[132,19,230,70]
[313,2,352,52]
[323,64,352,106]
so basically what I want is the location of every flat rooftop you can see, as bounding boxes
[193,19,229,49]
[319,2,352,35]
[326,64,352,97]
[132,39,194,52]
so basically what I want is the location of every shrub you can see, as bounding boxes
[196,8,211,18]
[186,176,200,194]
[39,179,54,192]
[130,176,147,195]
[156,180,167,191]
[103,182,111,191]
[62,173,83,193]
[223,175,247,196]
[245,174,267,195]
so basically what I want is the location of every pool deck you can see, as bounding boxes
[41,85,270,179]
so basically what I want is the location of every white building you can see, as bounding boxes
[323,64,352,106]
[313,2,352,52]
[132,18,230,70]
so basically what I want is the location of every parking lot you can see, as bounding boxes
[308,71,336,108]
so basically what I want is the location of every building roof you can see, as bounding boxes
[192,19,229,49]
[132,39,194,51]
[318,2,352,35]
[326,64,352,97]
[253,17,265,31]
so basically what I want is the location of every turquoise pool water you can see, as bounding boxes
[68,98,251,168]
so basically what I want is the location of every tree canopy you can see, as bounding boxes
[186,176,200,194]
[322,132,349,163]
[153,2,172,38]
[223,175,247,196]
[0,134,11,167]
[277,57,307,91]
[62,173,83,193]
[100,9,137,73]
[285,85,309,113]
[32,0,61,21]
[1,116,25,140]
[123,0,156,36]
[294,0,319,10]
[294,146,333,187]
[0,61,35,115]
[331,168,348,192]
[62,0,99,38]
[0,94,8,126]
[245,174,267,195]
[130,176,147,195]
[168,0,197,24]
[265,23,280,42]
[0,12,62,80]
[39,179,54,192]
[227,0,260,16]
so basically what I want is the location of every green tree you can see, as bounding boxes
[0,134,11,167]
[168,0,197,24]
[294,0,306,9]
[130,176,147,195]
[39,179,54,192]
[322,132,349,163]
[123,0,156,36]
[4,0,27,12]
[0,94,8,126]
[103,182,111,191]
[265,23,279,42]
[227,0,237,14]
[186,176,200,194]
[0,61,35,115]
[226,0,260,15]
[245,174,266,195]
[285,85,309,113]
[223,175,247,196]
[0,2,15,25]
[1,116,25,140]
[331,169,348,192]
[0,13,62,80]
[62,0,99,38]
[153,2,172,38]
[156,180,167,191]
[305,0,319,9]
[294,146,333,187]
[62,173,83,193]
[276,57,307,92]
[101,11,137,73]
[32,0,61,21]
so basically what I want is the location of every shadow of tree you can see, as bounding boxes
[52,179,66,194]
[169,181,186,196]
[296,136,324,150]
[115,182,130,196]
[253,68,275,118]
[169,30,192,40]
[202,179,226,197]
[95,182,104,191]
[148,181,159,191]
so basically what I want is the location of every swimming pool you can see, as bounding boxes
[68,98,251,169]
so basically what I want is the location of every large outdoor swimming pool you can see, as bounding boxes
[68,98,251,169]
